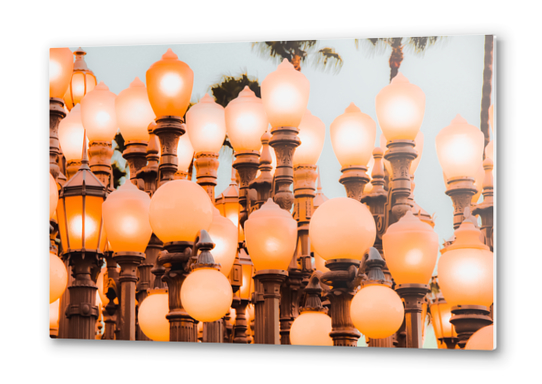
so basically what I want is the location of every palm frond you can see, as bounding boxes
[404,36,445,56]
[210,73,261,108]
[355,38,393,58]
[312,47,344,74]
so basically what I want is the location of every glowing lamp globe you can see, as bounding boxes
[58,104,86,162]
[290,311,333,346]
[186,93,226,153]
[208,207,238,276]
[245,199,298,271]
[437,220,494,307]
[177,132,194,173]
[293,110,326,166]
[376,72,425,141]
[485,140,494,162]
[146,48,194,118]
[149,180,213,243]
[63,48,97,110]
[436,114,485,180]
[138,290,169,341]
[80,81,118,142]
[97,267,108,305]
[382,211,439,285]
[429,298,457,343]
[50,252,68,303]
[115,77,155,142]
[330,103,376,167]
[50,48,74,98]
[50,173,58,220]
[350,284,404,339]
[102,181,153,253]
[261,59,310,128]
[309,197,376,261]
[181,268,233,322]
[50,299,60,331]
[225,86,269,152]
[465,325,494,350]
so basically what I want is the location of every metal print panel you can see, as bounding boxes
[49,35,496,350]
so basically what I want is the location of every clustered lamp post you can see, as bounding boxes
[330,103,376,201]
[310,197,376,346]
[50,48,74,184]
[146,48,194,185]
[56,139,107,339]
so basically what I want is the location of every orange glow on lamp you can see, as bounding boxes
[63,48,97,111]
[225,86,269,152]
[376,72,425,141]
[50,252,68,303]
[138,289,170,341]
[146,48,194,118]
[80,81,118,142]
[465,325,494,350]
[382,210,439,285]
[294,110,326,166]
[50,48,74,99]
[50,173,59,220]
[309,197,376,261]
[244,198,298,271]
[115,77,155,142]
[290,311,333,346]
[186,93,227,154]
[58,104,87,163]
[261,59,310,128]
[176,132,194,175]
[429,296,458,349]
[208,207,238,276]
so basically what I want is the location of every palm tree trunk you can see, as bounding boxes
[389,38,404,82]
[480,35,494,150]
[292,55,302,72]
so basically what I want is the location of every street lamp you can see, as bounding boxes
[63,48,97,111]
[58,105,86,179]
[330,103,376,201]
[429,294,458,349]
[186,93,226,200]
[80,81,118,187]
[208,207,238,277]
[102,180,153,340]
[116,77,155,184]
[146,48,194,185]
[138,289,169,342]
[436,114,484,228]
[245,198,297,344]
[309,197,376,346]
[50,251,68,304]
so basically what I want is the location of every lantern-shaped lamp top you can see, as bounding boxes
[116,77,155,142]
[146,48,194,118]
[102,181,153,253]
[149,179,213,244]
[330,103,376,168]
[382,211,439,285]
[429,297,457,342]
[436,114,484,180]
[245,199,298,271]
[294,110,326,166]
[225,86,269,152]
[309,197,376,261]
[376,72,425,141]
[186,93,226,154]
[80,81,118,142]
[63,48,97,111]
[261,59,310,128]
[50,48,74,98]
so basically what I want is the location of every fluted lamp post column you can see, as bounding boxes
[437,212,494,348]
[146,48,194,185]
[330,103,376,201]
[149,180,214,341]
[80,81,119,188]
[102,181,153,340]
[382,211,439,348]
[49,48,74,184]
[261,59,310,211]
[376,72,426,223]
[310,197,376,346]
[245,199,298,344]
[436,114,485,229]
[187,93,227,200]
[56,138,107,339]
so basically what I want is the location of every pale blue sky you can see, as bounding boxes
[72,35,493,348]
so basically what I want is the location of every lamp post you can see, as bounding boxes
[231,248,253,343]
[146,48,193,185]
[436,114,485,229]
[102,181,153,340]
[330,103,376,201]
[245,199,298,344]
[187,93,227,200]
[116,77,155,185]
[56,138,107,339]
[50,48,74,184]
[149,179,213,341]
[80,81,118,187]
[310,197,376,346]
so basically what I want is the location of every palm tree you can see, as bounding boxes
[356,37,443,82]
[251,40,343,73]
[480,35,494,148]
